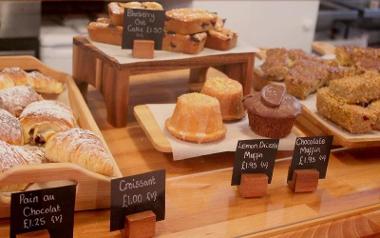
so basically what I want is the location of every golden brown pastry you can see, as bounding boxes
[88,18,123,46]
[201,77,245,121]
[165,8,218,35]
[0,86,42,117]
[0,67,64,94]
[0,73,15,90]
[27,71,64,94]
[45,128,114,176]
[0,109,23,145]
[166,93,226,143]
[205,28,238,51]
[1,67,29,85]
[0,141,44,191]
[20,100,76,145]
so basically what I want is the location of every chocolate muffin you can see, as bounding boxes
[243,84,301,138]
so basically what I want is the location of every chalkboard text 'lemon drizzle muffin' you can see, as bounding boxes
[166,93,226,143]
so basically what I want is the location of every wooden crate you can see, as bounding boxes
[0,56,122,218]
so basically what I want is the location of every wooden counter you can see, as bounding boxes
[0,70,380,237]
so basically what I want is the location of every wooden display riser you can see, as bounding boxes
[73,36,254,127]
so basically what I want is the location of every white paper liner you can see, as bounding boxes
[89,38,258,65]
[147,104,298,160]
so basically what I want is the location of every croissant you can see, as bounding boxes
[0,73,15,90]
[0,67,64,94]
[0,86,42,117]
[45,128,114,176]
[1,67,29,85]
[20,100,76,145]
[0,141,44,191]
[0,109,23,145]
[27,71,64,94]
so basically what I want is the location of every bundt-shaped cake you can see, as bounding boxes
[201,77,245,121]
[166,93,226,143]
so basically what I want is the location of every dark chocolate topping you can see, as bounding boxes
[243,85,301,119]
[261,84,286,107]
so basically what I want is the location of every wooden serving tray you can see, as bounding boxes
[134,104,304,154]
[0,56,122,218]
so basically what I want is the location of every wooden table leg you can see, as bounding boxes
[189,67,208,92]
[101,62,130,127]
[72,43,97,99]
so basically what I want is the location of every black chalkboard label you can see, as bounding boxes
[287,136,333,181]
[122,8,165,49]
[231,139,279,185]
[110,170,165,231]
[10,185,76,238]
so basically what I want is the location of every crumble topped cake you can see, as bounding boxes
[162,31,207,54]
[165,8,218,35]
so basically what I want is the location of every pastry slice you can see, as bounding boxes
[0,109,23,145]
[0,141,44,191]
[108,1,163,26]
[0,86,42,117]
[88,18,123,46]
[316,87,375,134]
[162,31,207,54]
[45,128,114,176]
[20,100,76,145]
[27,71,64,94]
[205,28,237,51]
[165,8,218,35]
[285,59,330,99]
[328,71,380,104]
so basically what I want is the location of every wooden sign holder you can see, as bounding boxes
[73,36,254,127]
[238,173,268,198]
[124,210,156,238]
[132,40,155,59]
[16,230,50,238]
[288,169,320,193]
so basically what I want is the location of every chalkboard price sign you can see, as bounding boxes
[231,139,279,185]
[10,185,76,238]
[110,170,165,231]
[287,136,333,181]
[122,7,165,49]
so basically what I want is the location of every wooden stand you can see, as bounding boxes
[238,173,268,198]
[73,36,254,127]
[288,169,319,193]
[16,230,50,238]
[124,211,156,238]
[133,40,154,59]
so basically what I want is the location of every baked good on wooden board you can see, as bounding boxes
[205,28,237,51]
[201,76,245,121]
[0,109,23,145]
[0,86,42,117]
[0,141,44,191]
[166,92,226,143]
[88,18,123,46]
[165,8,218,35]
[162,31,207,54]
[20,100,76,145]
[45,128,114,176]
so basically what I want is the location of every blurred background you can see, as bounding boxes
[0,0,379,73]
